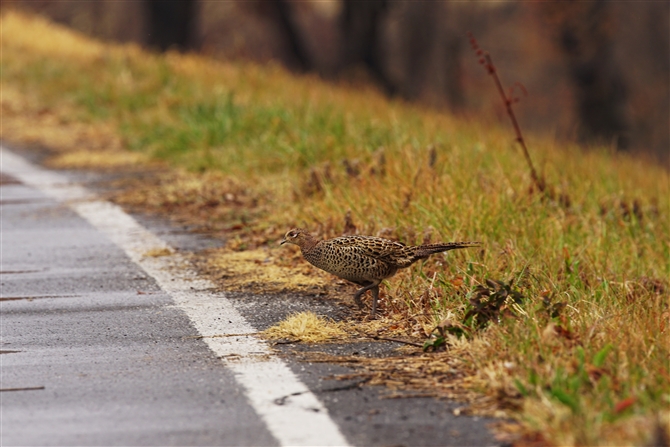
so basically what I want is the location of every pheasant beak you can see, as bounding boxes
[280,238,288,245]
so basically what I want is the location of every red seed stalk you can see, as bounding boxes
[468,32,546,193]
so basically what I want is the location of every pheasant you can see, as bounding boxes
[280,228,480,317]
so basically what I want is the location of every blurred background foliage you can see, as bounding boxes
[5,0,668,163]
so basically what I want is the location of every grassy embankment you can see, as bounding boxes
[2,11,668,446]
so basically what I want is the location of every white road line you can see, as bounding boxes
[1,147,351,447]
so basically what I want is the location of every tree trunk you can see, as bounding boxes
[339,0,395,95]
[144,0,197,52]
[543,1,630,150]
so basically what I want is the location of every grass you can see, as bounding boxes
[2,10,669,446]
[262,311,349,343]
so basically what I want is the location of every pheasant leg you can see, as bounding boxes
[353,280,381,312]
[370,285,380,318]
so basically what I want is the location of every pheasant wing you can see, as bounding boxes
[329,235,409,263]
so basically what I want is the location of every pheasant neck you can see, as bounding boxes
[300,235,319,252]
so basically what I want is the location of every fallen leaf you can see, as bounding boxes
[613,396,636,414]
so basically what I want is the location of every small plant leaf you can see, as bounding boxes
[462,278,526,332]
[593,344,613,368]
[514,378,528,396]
[551,388,580,413]
[423,336,446,352]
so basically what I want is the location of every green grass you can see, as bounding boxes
[2,11,668,445]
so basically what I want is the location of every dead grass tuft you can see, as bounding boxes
[262,311,349,342]
[203,247,331,295]
[47,150,150,170]
[1,10,104,61]
[143,247,174,258]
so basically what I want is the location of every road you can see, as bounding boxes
[1,147,500,446]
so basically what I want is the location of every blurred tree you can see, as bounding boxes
[339,0,396,95]
[540,1,630,150]
[273,0,311,72]
[251,0,312,72]
[398,1,435,100]
[144,0,198,51]
[442,30,465,111]
[390,1,464,110]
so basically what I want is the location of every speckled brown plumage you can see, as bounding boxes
[280,228,480,317]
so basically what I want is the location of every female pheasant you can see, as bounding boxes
[281,228,480,317]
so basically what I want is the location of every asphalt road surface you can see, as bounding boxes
[1,146,501,447]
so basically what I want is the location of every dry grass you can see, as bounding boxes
[262,311,349,343]
[47,149,150,170]
[142,247,174,258]
[203,248,331,295]
[2,10,669,446]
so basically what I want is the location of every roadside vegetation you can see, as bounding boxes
[2,11,668,446]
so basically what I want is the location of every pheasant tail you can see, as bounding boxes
[413,241,481,259]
